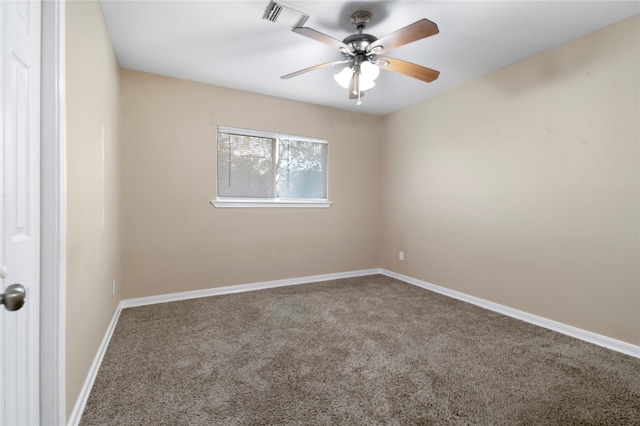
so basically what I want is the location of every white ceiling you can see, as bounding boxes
[100,1,639,116]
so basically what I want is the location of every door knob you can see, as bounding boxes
[0,284,26,311]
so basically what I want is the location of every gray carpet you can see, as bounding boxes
[80,275,640,425]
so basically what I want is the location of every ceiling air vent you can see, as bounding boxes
[263,1,309,28]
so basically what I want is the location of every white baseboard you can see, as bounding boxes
[70,267,639,424]
[67,306,122,426]
[380,269,640,358]
[120,269,381,308]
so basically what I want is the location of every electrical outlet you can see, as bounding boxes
[399,251,404,261]
[112,279,116,295]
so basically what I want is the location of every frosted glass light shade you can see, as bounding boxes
[334,67,353,89]
[334,62,380,93]
[360,61,380,80]
[358,77,375,92]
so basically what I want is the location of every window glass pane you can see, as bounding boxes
[217,127,328,201]
[277,140,328,199]
[217,133,276,198]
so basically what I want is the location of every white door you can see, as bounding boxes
[0,0,41,424]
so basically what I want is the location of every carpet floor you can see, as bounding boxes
[80,274,640,425]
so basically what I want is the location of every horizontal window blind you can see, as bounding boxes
[217,132,276,198]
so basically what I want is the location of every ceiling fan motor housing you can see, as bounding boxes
[343,33,378,54]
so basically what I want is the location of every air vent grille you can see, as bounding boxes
[263,1,309,28]
[264,2,283,22]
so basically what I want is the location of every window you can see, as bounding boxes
[212,126,331,208]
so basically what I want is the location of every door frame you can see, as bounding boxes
[40,0,66,424]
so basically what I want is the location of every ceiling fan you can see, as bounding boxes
[281,10,440,104]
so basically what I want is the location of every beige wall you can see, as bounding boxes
[380,15,640,345]
[66,0,122,419]
[119,70,383,299]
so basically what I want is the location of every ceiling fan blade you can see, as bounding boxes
[367,19,439,55]
[377,57,440,82]
[349,90,365,100]
[293,27,353,53]
[281,59,350,80]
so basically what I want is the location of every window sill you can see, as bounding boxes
[211,199,333,208]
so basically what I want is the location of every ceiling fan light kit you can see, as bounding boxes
[281,10,441,105]
[334,60,380,89]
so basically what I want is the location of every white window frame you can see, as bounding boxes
[211,126,332,208]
